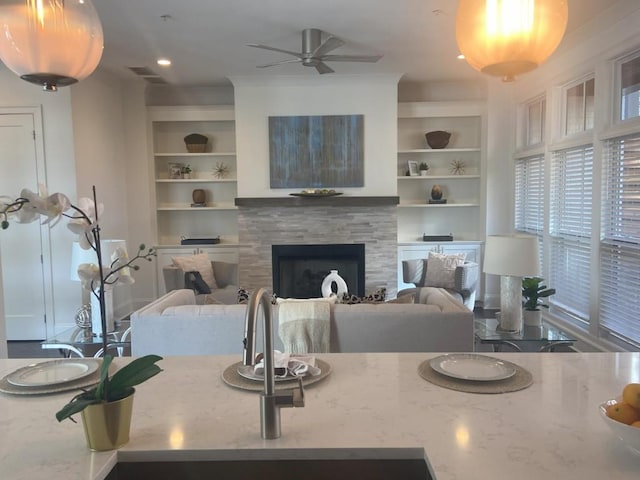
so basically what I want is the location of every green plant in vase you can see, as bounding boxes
[522,277,556,327]
[419,162,430,176]
[0,184,160,450]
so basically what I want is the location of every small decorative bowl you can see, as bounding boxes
[184,133,208,153]
[599,399,640,455]
[425,130,451,149]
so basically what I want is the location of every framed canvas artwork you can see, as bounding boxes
[269,114,364,188]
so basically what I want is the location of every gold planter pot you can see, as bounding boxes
[81,392,134,451]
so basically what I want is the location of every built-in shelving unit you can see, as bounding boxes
[148,106,241,296]
[396,101,487,301]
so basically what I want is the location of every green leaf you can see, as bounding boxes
[55,394,101,422]
[94,355,114,400]
[108,355,163,396]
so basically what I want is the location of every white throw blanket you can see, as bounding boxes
[276,297,334,353]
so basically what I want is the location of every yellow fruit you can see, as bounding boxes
[631,421,640,428]
[606,402,640,425]
[622,383,640,408]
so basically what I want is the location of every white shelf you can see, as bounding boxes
[156,178,236,183]
[154,152,236,157]
[157,205,238,211]
[398,175,480,180]
[398,148,480,154]
[398,203,480,208]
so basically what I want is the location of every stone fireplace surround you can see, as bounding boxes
[236,196,399,298]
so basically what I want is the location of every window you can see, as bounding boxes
[600,134,640,345]
[620,54,640,121]
[525,98,545,146]
[515,154,545,268]
[565,78,595,135]
[549,145,593,322]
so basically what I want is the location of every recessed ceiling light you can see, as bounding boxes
[157,58,171,67]
[457,54,465,60]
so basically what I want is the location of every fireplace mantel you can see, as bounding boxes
[235,196,399,207]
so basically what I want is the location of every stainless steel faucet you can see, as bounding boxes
[243,288,305,439]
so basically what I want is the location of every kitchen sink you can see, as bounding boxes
[107,448,434,480]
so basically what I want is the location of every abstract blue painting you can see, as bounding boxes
[269,114,364,188]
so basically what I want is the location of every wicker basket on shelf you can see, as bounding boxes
[184,133,208,153]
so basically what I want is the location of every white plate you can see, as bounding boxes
[429,354,516,382]
[7,359,100,387]
[236,365,300,382]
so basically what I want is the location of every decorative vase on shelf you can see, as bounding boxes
[321,270,348,298]
[425,130,451,149]
[192,189,206,205]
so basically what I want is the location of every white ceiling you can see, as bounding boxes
[92,0,619,87]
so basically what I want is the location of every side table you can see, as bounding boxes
[41,319,131,358]
[474,318,576,352]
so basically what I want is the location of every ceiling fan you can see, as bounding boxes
[248,28,383,74]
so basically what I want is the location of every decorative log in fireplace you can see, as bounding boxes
[272,244,365,299]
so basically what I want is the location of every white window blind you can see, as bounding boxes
[549,145,593,321]
[601,134,640,346]
[515,154,544,268]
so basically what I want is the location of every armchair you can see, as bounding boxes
[163,261,239,304]
[400,258,478,310]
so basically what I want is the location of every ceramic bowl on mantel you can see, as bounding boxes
[425,130,451,149]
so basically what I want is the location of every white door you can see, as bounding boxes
[0,111,49,340]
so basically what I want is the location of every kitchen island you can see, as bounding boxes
[1,352,639,479]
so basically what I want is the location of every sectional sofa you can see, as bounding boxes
[130,288,474,356]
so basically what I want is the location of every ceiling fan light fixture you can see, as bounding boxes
[0,0,104,91]
[455,0,568,82]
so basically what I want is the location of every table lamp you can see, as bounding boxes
[70,239,128,336]
[483,234,540,332]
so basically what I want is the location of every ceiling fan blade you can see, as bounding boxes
[247,43,302,58]
[312,36,345,57]
[315,62,334,74]
[256,58,303,68]
[322,54,383,63]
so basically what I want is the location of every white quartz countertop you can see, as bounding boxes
[1,352,639,479]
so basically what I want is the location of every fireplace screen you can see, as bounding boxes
[272,244,365,299]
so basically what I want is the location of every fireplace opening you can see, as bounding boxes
[272,244,365,299]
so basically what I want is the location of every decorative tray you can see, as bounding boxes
[290,191,342,197]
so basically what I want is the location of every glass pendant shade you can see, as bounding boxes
[0,0,103,91]
[456,0,568,82]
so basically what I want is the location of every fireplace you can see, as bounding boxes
[272,244,365,299]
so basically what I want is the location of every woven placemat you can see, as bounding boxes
[418,357,533,394]
[222,359,332,392]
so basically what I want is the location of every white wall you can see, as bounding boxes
[70,71,155,318]
[230,74,400,197]
[0,64,78,346]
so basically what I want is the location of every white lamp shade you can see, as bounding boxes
[70,239,128,281]
[0,0,103,90]
[483,234,540,277]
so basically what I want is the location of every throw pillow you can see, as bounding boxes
[237,287,277,305]
[184,270,211,294]
[425,252,466,289]
[172,253,218,290]
[340,287,387,304]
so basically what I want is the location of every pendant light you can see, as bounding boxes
[0,0,103,91]
[456,0,568,82]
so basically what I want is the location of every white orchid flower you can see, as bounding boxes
[67,197,104,249]
[76,263,116,292]
[110,247,136,285]
[16,186,71,226]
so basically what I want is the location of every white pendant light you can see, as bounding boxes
[456,0,568,82]
[0,0,104,91]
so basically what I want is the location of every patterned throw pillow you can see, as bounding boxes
[424,252,466,289]
[340,287,387,304]
[172,253,218,290]
[237,288,277,305]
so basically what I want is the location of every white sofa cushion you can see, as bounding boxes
[172,253,218,290]
[425,252,466,289]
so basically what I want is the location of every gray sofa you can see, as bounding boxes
[400,258,479,309]
[131,288,474,356]
[163,261,238,304]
